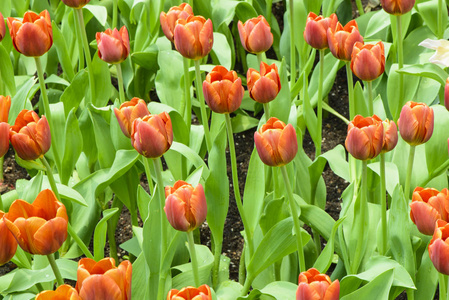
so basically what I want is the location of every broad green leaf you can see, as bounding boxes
[60,109,83,185]
[210,32,232,69]
[216,281,243,300]
[9,77,35,125]
[61,70,89,115]
[368,161,400,197]
[172,244,214,288]
[416,1,444,38]
[94,208,119,261]
[313,216,345,273]
[120,236,142,257]
[397,63,448,85]
[270,59,291,123]
[0,45,16,96]
[231,113,259,133]
[243,149,265,232]
[92,54,112,107]
[169,142,210,179]
[363,10,390,39]
[425,106,449,175]
[131,253,149,300]
[155,50,184,112]
[320,145,350,181]
[51,21,75,82]
[260,281,298,300]
[89,104,116,168]
[234,2,258,22]
[131,44,159,70]
[84,4,108,26]
[341,269,394,300]
[414,248,439,300]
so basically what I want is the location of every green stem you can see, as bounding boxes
[238,246,246,285]
[194,60,212,152]
[438,0,444,39]
[289,0,296,84]
[154,158,167,299]
[112,0,118,29]
[316,49,324,157]
[143,157,154,195]
[420,158,449,187]
[116,63,125,104]
[379,153,387,255]
[73,9,84,71]
[0,190,3,212]
[241,274,254,296]
[263,103,270,120]
[256,52,264,65]
[107,197,122,263]
[182,57,192,130]
[212,242,222,289]
[446,274,449,300]
[46,253,64,287]
[367,81,373,116]
[404,145,416,202]
[396,14,404,121]
[266,0,273,24]
[355,0,364,15]
[40,157,61,201]
[440,273,447,300]
[187,231,200,286]
[67,223,94,258]
[346,62,355,120]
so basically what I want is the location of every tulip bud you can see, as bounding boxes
[36,284,81,300]
[444,77,449,111]
[160,3,193,43]
[167,284,212,300]
[7,10,53,57]
[238,15,273,54]
[398,101,434,146]
[114,97,150,138]
[296,268,340,300]
[0,211,17,266]
[429,220,449,275]
[174,15,214,60]
[96,26,130,64]
[0,12,5,42]
[345,115,384,160]
[381,0,415,15]
[0,95,11,158]
[131,112,173,158]
[247,62,281,104]
[303,13,338,50]
[351,41,385,82]
[254,117,298,167]
[61,0,90,8]
[0,95,11,123]
[381,119,398,153]
[202,66,243,114]
[327,20,363,61]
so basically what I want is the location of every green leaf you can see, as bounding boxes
[216,281,243,300]
[91,54,112,107]
[60,109,83,185]
[387,65,420,121]
[169,142,210,180]
[172,244,214,288]
[61,70,89,115]
[414,248,439,300]
[210,32,232,69]
[131,44,159,70]
[51,21,75,82]
[84,4,108,26]
[340,269,394,300]
[131,253,149,300]
[0,45,16,96]
[416,1,442,37]
[313,216,345,273]
[88,104,116,168]
[155,50,184,112]
[397,63,448,85]
[94,208,120,261]
[9,77,35,125]
[260,281,298,300]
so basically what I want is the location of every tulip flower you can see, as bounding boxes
[7,10,53,57]
[202,66,244,114]
[398,101,434,146]
[296,268,340,300]
[160,3,193,43]
[9,109,51,161]
[167,284,212,300]
[3,189,68,255]
[429,219,449,275]
[345,115,384,160]
[351,41,385,81]
[254,117,298,167]
[381,0,415,15]
[96,26,130,64]
[0,12,5,42]
[445,78,449,111]
[0,211,17,266]
[114,97,150,138]
[238,15,273,54]
[76,257,132,300]
[0,95,11,158]
[381,119,398,153]
[36,284,81,300]
[174,15,214,60]
[61,0,90,8]
[0,95,10,124]
[303,13,338,50]
[327,20,363,61]
[419,39,449,68]
[131,112,173,158]
[247,62,281,104]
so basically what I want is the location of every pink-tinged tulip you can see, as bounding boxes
[114,97,150,138]
[303,13,338,50]
[160,3,193,43]
[444,78,449,111]
[345,115,384,160]
[410,187,449,235]
[429,220,449,275]
[61,0,90,8]
[36,285,81,300]
[381,119,398,153]
[131,112,173,158]
[7,10,52,57]
[165,181,207,232]
[296,268,340,300]
[0,95,11,158]
[254,117,298,167]
[174,15,214,60]
[381,0,415,15]
[9,109,51,161]
[0,12,5,42]
[247,62,281,104]
[351,41,385,81]
[96,26,130,64]
[0,211,17,266]
[398,101,434,146]
[167,284,212,300]
[238,15,273,54]
[3,189,68,255]
[76,258,132,300]
[0,95,11,123]
[202,66,243,114]
[327,20,363,61]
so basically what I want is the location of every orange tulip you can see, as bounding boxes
[303,13,338,50]
[444,77,449,111]
[0,12,5,42]
[7,10,52,57]
[202,65,243,114]
[351,41,385,81]
[429,219,449,275]
[254,117,298,167]
[167,284,212,300]
[174,15,214,60]
[76,257,132,300]
[0,95,11,123]
[381,0,415,15]
[114,97,150,138]
[131,112,173,158]
[327,20,363,61]
[296,268,340,300]
[345,115,384,160]
[165,180,207,232]
[381,119,398,153]
[10,109,51,161]
[36,284,81,300]
[398,101,434,146]
[0,95,11,158]
[0,211,17,266]
[247,62,281,104]
[96,26,130,64]
[61,0,90,8]
[160,3,193,43]
[3,189,68,255]
[238,15,273,54]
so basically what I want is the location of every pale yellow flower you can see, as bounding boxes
[419,39,449,67]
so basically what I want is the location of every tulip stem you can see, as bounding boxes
[241,273,255,296]
[263,103,270,120]
[212,241,222,288]
[112,0,118,29]
[396,14,404,121]
[46,253,64,287]
[439,273,447,300]
[143,157,155,195]
[346,62,355,120]
[67,223,94,259]
[73,10,85,71]
[256,52,264,65]
[404,145,416,202]
[40,157,61,201]
[182,57,192,131]
[367,81,373,116]
[355,0,364,15]
[420,158,449,187]
[194,60,212,152]
[316,49,325,157]
[379,153,387,256]
[289,0,296,85]
[116,63,125,104]
[280,165,305,273]
[187,231,200,286]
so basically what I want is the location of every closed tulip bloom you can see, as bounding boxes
[351,41,385,81]
[444,78,449,111]
[0,95,11,158]
[296,268,340,300]
[96,26,130,64]
[429,220,449,275]
[0,211,17,266]
[0,95,11,123]
[238,15,273,54]
[398,101,434,146]
[131,112,173,158]
[327,20,363,61]
[203,66,243,114]
[304,13,338,50]
[0,12,5,42]
[381,119,398,153]
[7,10,52,57]
[3,189,67,255]
[247,62,281,104]
[10,109,51,161]
[381,0,415,15]
[345,115,384,160]
[254,117,298,167]
[160,3,193,43]
[36,285,81,300]
[167,284,212,300]
[174,15,214,60]
[76,258,132,300]
[61,0,90,8]
[114,97,150,138]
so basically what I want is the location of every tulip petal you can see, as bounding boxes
[296,282,321,300]
[79,275,123,300]
[429,238,449,275]
[324,280,340,300]
[165,195,190,231]
[15,22,51,57]
[278,124,298,166]
[0,123,9,158]
[33,217,68,255]
[251,77,279,103]
[246,19,273,53]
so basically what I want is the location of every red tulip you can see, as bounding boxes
[296,268,340,300]
[398,101,434,146]
[429,220,449,275]
[444,77,449,111]
[303,13,338,50]
[247,62,281,104]
[381,119,398,153]
[0,95,11,158]
[0,211,17,266]
[96,26,130,64]
[7,10,52,57]
[114,97,150,138]
[160,3,193,43]
[0,95,11,123]
[61,0,90,8]
[0,12,5,42]
[167,284,212,300]
[327,20,363,61]
[36,284,81,300]
[238,15,273,54]
[351,41,385,81]
[174,15,214,60]
[202,66,243,114]
[381,0,415,15]
[345,115,384,160]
